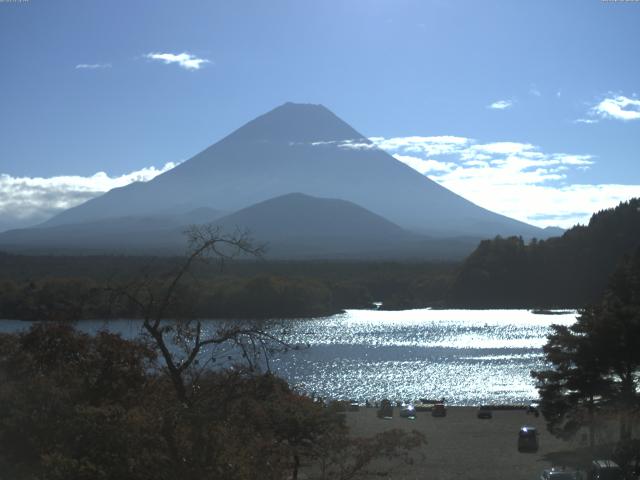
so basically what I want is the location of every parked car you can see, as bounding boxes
[477,405,493,419]
[414,399,435,412]
[527,402,540,417]
[590,460,624,480]
[400,404,416,418]
[431,403,447,417]
[517,425,539,452]
[540,466,580,480]
[377,399,393,418]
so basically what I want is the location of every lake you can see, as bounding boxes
[0,308,577,405]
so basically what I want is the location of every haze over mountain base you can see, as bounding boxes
[0,103,559,259]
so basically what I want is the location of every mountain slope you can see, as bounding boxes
[212,193,420,258]
[0,208,223,254]
[216,192,409,240]
[0,193,482,259]
[42,102,545,239]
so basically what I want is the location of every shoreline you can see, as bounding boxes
[0,307,579,322]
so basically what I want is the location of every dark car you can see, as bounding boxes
[517,425,539,452]
[431,403,447,417]
[377,399,393,418]
[477,405,493,419]
[527,402,540,417]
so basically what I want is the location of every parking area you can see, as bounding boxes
[342,406,580,480]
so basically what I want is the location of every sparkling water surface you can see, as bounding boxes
[0,309,577,405]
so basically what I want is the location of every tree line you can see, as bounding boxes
[0,256,455,321]
[2,199,640,315]
[0,275,343,321]
[449,199,640,308]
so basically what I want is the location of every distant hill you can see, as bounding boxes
[215,192,412,256]
[0,208,223,255]
[448,198,640,308]
[39,102,547,240]
[0,193,480,259]
[213,192,481,259]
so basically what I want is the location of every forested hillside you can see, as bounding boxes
[448,199,640,308]
[0,255,455,320]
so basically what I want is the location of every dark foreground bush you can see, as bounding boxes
[0,323,425,480]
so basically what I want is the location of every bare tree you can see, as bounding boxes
[109,224,288,404]
[105,225,428,479]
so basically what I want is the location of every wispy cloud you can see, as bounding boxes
[392,155,457,175]
[369,136,470,156]
[0,162,178,232]
[145,52,210,70]
[592,95,640,121]
[574,118,598,124]
[529,86,541,97]
[373,135,640,228]
[75,63,112,69]
[304,138,372,150]
[488,100,513,110]
[335,139,375,150]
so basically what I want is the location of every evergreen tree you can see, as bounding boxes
[533,246,640,449]
[532,313,611,446]
[591,248,640,441]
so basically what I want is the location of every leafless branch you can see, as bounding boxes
[106,223,283,404]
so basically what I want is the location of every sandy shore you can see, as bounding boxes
[336,406,583,480]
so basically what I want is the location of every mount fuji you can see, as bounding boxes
[0,103,552,258]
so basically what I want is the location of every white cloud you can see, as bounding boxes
[392,154,457,175]
[592,95,640,121]
[468,142,535,155]
[310,134,628,228]
[370,135,470,156]
[145,52,210,70]
[305,139,373,150]
[574,118,598,124]
[551,154,593,166]
[75,63,112,69]
[488,100,513,110]
[373,134,640,228]
[337,139,375,150]
[529,86,541,97]
[436,179,640,230]
[0,162,178,231]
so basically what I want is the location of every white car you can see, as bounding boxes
[400,404,416,418]
[540,467,580,480]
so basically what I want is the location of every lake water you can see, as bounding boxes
[0,309,577,405]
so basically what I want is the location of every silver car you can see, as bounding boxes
[541,467,581,480]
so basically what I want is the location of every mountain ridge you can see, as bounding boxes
[1,102,558,258]
[0,192,482,259]
[41,102,545,239]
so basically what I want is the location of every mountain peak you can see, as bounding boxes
[278,101,328,111]
[226,102,368,144]
[33,102,545,244]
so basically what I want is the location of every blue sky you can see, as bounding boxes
[0,0,639,230]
